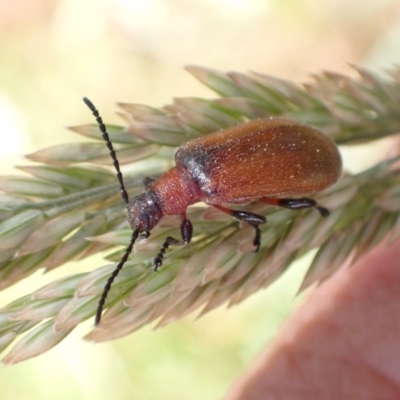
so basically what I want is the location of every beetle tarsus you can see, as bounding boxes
[213,205,267,252]
[252,224,262,252]
[264,197,330,217]
[153,236,184,270]
[153,215,193,270]
[317,206,330,217]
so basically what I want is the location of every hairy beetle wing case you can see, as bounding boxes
[175,119,342,204]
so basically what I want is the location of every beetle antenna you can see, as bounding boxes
[95,228,140,325]
[83,97,129,205]
[83,98,137,325]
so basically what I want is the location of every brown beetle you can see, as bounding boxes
[83,98,342,324]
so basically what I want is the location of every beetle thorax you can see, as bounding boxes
[151,166,202,215]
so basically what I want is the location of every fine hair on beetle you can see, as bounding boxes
[83,97,342,325]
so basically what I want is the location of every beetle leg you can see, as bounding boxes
[143,176,157,189]
[213,205,266,252]
[153,214,193,271]
[261,197,329,217]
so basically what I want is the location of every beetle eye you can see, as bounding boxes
[138,213,151,231]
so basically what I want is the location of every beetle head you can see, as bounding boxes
[127,189,163,235]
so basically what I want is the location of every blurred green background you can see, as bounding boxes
[0,0,399,399]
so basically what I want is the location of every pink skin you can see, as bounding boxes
[225,238,400,400]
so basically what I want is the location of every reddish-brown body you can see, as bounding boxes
[152,118,341,216]
[84,96,342,324]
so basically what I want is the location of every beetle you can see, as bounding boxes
[83,97,342,324]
